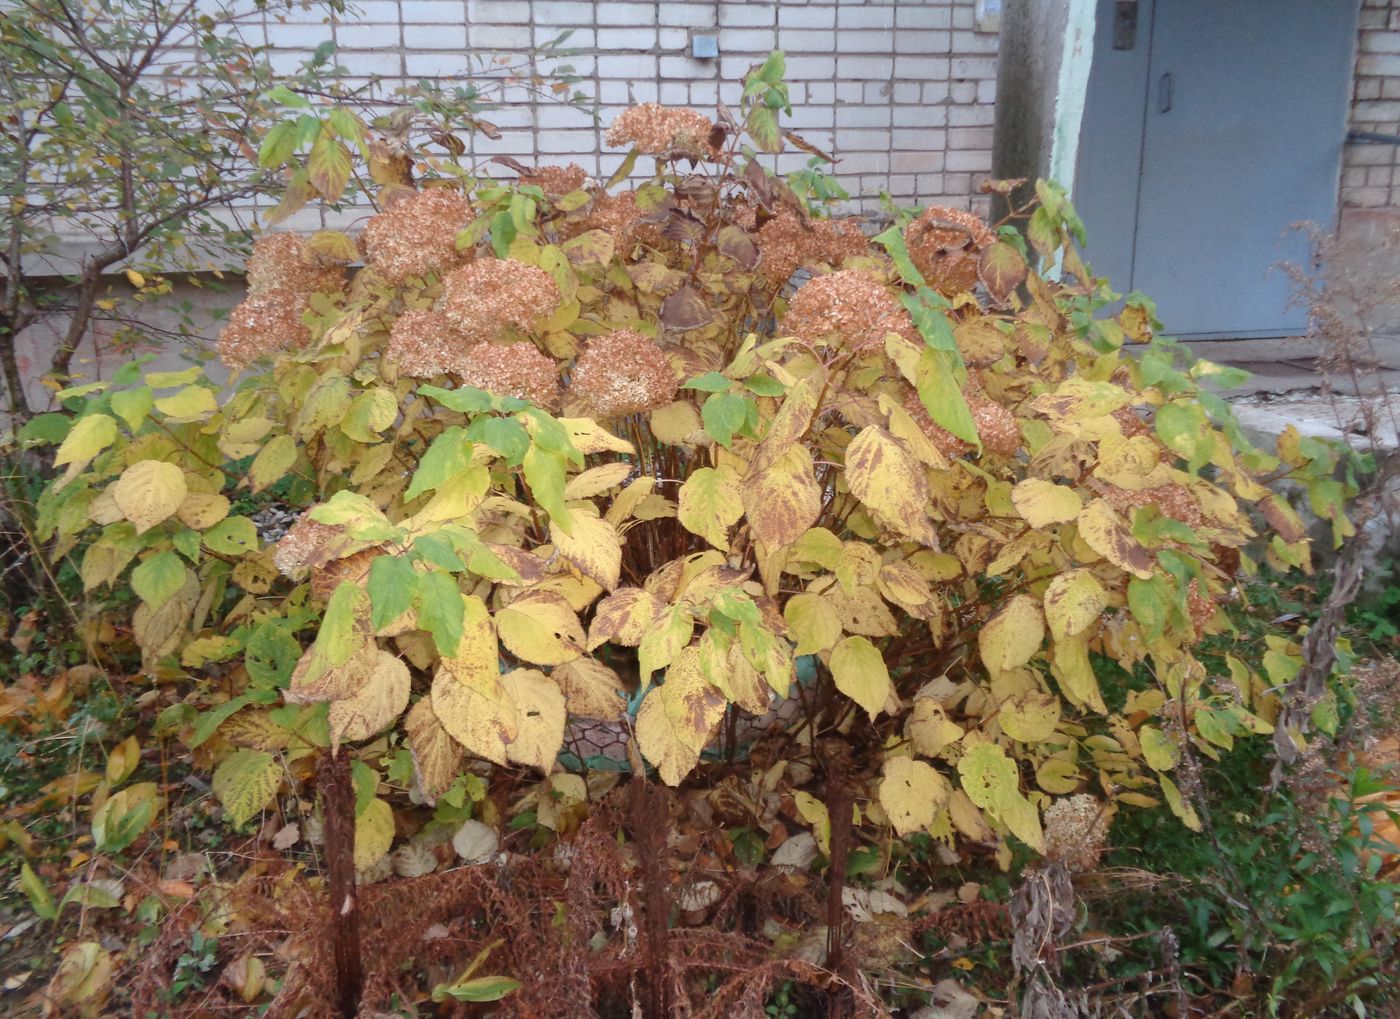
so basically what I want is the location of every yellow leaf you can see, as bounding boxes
[501,668,567,771]
[564,461,635,500]
[553,657,628,719]
[636,646,727,785]
[496,591,585,666]
[1036,756,1082,794]
[605,476,655,526]
[844,426,939,546]
[650,400,704,445]
[751,364,825,473]
[404,697,464,804]
[1139,725,1178,771]
[742,443,822,549]
[550,512,622,590]
[176,490,230,530]
[978,594,1044,674]
[588,587,665,649]
[676,465,743,551]
[637,605,694,677]
[1043,569,1107,640]
[957,742,1043,852]
[558,418,635,455]
[1011,478,1083,527]
[1077,499,1154,579]
[249,434,297,494]
[907,696,964,756]
[829,636,890,718]
[879,756,951,836]
[124,268,146,288]
[112,460,187,533]
[1159,774,1201,831]
[54,414,117,467]
[153,385,218,421]
[997,690,1061,743]
[1050,632,1107,712]
[783,592,842,656]
[793,790,831,855]
[328,650,411,747]
[354,798,395,871]
[431,596,517,764]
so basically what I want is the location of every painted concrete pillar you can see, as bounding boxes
[990,0,1097,217]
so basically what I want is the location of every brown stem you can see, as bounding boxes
[824,754,853,1019]
[317,750,362,1019]
[628,775,671,1019]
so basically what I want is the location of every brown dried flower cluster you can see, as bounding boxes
[1103,484,1205,528]
[903,206,996,296]
[782,270,915,351]
[1042,794,1111,872]
[362,186,476,283]
[756,210,869,287]
[565,329,678,419]
[900,376,1021,459]
[311,548,377,601]
[218,231,349,371]
[456,341,562,411]
[581,190,665,252]
[245,233,345,298]
[439,258,563,344]
[520,163,589,195]
[216,290,313,372]
[606,103,719,157]
[387,308,471,378]
[273,514,338,578]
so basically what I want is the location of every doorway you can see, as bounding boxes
[1074,0,1359,338]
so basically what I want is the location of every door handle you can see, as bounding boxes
[1157,72,1173,113]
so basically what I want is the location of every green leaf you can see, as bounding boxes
[466,416,530,464]
[701,392,751,449]
[370,555,417,630]
[1127,574,1171,641]
[203,516,259,556]
[417,571,465,655]
[418,384,495,415]
[744,373,786,397]
[340,388,398,443]
[20,863,58,920]
[110,388,153,432]
[212,749,281,827]
[258,120,299,168]
[874,226,929,290]
[406,426,470,501]
[432,976,522,1004]
[265,84,310,108]
[17,412,71,448]
[522,446,572,531]
[130,551,188,610]
[190,693,254,748]
[245,622,302,689]
[915,348,978,446]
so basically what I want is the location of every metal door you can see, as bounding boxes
[1075,0,1358,338]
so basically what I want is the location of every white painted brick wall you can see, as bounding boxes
[243,0,1002,215]
[238,0,1397,218]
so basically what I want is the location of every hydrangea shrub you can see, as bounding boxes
[33,59,1351,873]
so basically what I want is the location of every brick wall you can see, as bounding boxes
[251,0,1000,218]
[1343,0,1400,209]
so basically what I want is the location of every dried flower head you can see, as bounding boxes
[456,341,562,411]
[782,270,914,351]
[969,393,1021,457]
[311,548,377,601]
[1043,794,1112,872]
[1102,484,1204,528]
[362,186,476,283]
[387,308,471,377]
[580,190,665,252]
[439,258,563,344]
[520,163,589,195]
[564,329,679,419]
[756,210,869,287]
[606,103,719,158]
[273,514,338,578]
[903,206,996,296]
[216,290,313,371]
[246,233,345,298]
